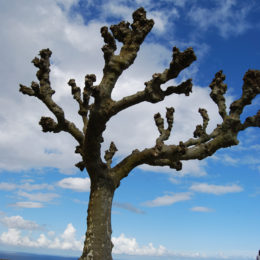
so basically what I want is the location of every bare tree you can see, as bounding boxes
[19,7,260,260]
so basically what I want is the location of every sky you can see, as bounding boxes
[0,0,260,259]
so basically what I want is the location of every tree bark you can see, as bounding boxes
[79,179,115,260]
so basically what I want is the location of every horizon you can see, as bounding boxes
[0,0,259,259]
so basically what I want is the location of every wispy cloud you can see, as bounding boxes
[187,0,252,38]
[9,201,44,208]
[190,183,243,195]
[190,206,214,212]
[0,182,17,191]
[0,182,54,191]
[113,202,145,214]
[17,191,59,202]
[144,192,192,207]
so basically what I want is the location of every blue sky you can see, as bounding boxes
[0,0,260,259]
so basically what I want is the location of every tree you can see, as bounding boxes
[19,7,260,260]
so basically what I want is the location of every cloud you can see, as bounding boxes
[0,223,83,252]
[20,182,54,191]
[0,182,54,191]
[190,206,214,212]
[0,0,234,177]
[0,215,41,230]
[190,183,243,195]
[0,0,104,174]
[0,219,255,259]
[57,177,90,192]
[187,0,252,37]
[144,192,192,207]
[112,233,167,256]
[0,182,17,191]
[113,202,145,214]
[17,191,59,202]
[9,201,44,208]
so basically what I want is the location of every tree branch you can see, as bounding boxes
[110,69,260,187]
[19,49,84,145]
[109,76,193,118]
[98,7,154,98]
[209,70,227,119]
[229,70,260,118]
[104,142,118,168]
[154,107,174,150]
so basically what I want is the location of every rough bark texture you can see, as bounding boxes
[20,7,260,260]
[80,180,115,260]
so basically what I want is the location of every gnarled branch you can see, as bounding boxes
[110,68,260,187]
[19,49,84,145]
[104,142,118,168]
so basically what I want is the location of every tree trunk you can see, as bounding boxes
[79,179,115,260]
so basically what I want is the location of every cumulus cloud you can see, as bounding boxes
[0,215,41,230]
[0,218,254,258]
[0,0,234,178]
[0,0,103,174]
[0,223,83,252]
[190,183,243,195]
[57,177,90,192]
[144,192,192,207]
[112,233,167,256]
[0,221,168,256]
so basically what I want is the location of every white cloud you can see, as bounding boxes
[9,201,44,208]
[0,0,234,177]
[0,182,54,191]
[0,0,104,174]
[188,0,252,38]
[190,183,243,195]
[20,182,54,191]
[0,215,41,230]
[144,192,192,207]
[0,223,83,252]
[0,220,255,258]
[191,206,214,212]
[0,223,167,256]
[17,191,59,202]
[149,8,179,34]
[112,233,167,256]
[57,177,90,192]
[101,2,133,21]
[0,182,17,191]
